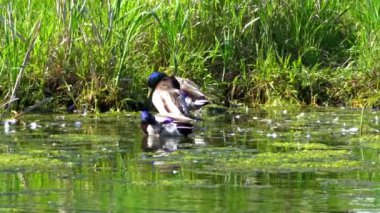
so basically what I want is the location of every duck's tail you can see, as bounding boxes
[176,123,193,137]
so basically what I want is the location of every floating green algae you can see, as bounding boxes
[221,150,361,172]
[269,142,329,150]
[154,147,364,174]
[0,153,69,171]
[49,134,120,143]
[130,178,210,187]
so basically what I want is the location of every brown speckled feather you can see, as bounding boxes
[175,77,206,100]
[152,77,192,123]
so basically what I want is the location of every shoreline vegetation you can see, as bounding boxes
[0,0,379,115]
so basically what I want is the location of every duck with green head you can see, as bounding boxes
[147,71,210,122]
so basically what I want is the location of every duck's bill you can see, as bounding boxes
[147,88,153,99]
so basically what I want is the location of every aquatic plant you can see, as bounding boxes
[0,0,380,112]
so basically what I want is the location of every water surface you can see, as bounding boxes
[0,107,380,212]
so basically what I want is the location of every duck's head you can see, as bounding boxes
[147,71,167,89]
[140,111,157,125]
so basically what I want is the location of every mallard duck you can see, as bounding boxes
[147,72,192,122]
[140,111,193,137]
[147,71,210,120]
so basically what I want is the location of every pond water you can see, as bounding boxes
[0,107,380,212]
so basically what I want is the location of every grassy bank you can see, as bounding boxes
[0,0,379,113]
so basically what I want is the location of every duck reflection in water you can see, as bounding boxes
[140,111,193,137]
[142,135,196,152]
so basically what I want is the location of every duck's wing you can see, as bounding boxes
[169,87,190,115]
[152,81,193,123]
[174,77,210,110]
[175,77,207,100]
[153,95,193,123]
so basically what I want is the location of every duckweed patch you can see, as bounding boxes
[269,142,330,150]
[155,147,364,173]
[0,153,69,171]
[49,134,120,143]
[130,178,210,188]
[221,150,362,172]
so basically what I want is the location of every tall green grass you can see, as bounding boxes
[0,0,379,113]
